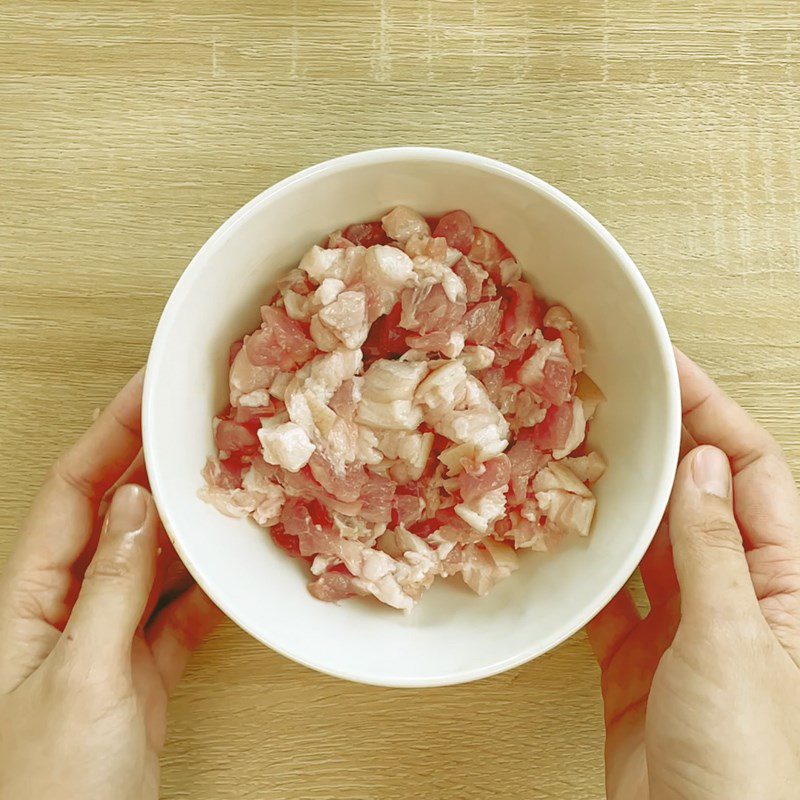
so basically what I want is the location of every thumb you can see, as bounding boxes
[63,484,157,661]
[669,446,758,617]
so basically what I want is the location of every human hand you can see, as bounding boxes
[0,371,222,800]
[588,349,800,799]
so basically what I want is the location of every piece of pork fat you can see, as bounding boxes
[506,436,551,506]
[416,365,509,469]
[283,347,363,469]
[381,205,431,243]
[543,305,583,372]
[314,288,370,350]
[531,462,597,538]
[561,451,606,483]
[246,306,316,371]
[518,331,574,407]
[308,571,371,602]
[575,372,605,421]
[362,245,418,318]
[295,523,426,612]
[229,346,279,406]
[460,540,519,596]
[377,430,434,483]
[400,282,467,334]
[200,456,285,525]
[356,359,428,431]
[298,244,366,285]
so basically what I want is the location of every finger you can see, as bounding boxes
[679,423,698,460]
[146,584,223,694]
[676,349,800,580]
[639,519,678,608]
[638,424,696,608]
[7,371,145,629]
[676,349,782,472]
[62,484,158,662]
[598,597,679,730]
[669,446,759,617]
[586,588,640,671]
[99,449,150,521]
[142,520,173,626]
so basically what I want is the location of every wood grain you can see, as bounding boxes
[1,2,799,798]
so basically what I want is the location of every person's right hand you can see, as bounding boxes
[588,349,800,799]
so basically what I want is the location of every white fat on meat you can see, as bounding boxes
[287,278,345,324]
[543,305,572,331]
[310,555,339,576]
[283,348,362,464]
[553,397,586,459]
[315,289,369,349]
[518,332,569,389]
[356,360,428,431]
[417,363,509,467]
[268,371,293,400]
[229,346,278,405]
[575,373,605,421]
[455,486,507,534]
[438,442,479,476]
[241,466,285,527]
[354,425,383,465]
[445,331,466,358]
[295,348,363,405]
[237,389,272,408]
[378,430,434,482]
[561,451,606,483]
[499,257,521,285]
[401,233,466,306]
[514,390,548,428]
[419,368,509,466]
[532,461,596,538]
[198,486,262,519]
[315,278,346,306]
[325,540,416,611]
[415,360,468,410]
[376,528,442,598]
[332,513,383,544]
[507,509,550,552]
[412,263,466,305]
[299,245,343,283]
[362,245,418,316]
[309,314,341,351]
[404,234,462,270]
[282,290,311,321]
[381,205,430,243]
[258,422,315,473]
[460,540,519,596]
[299,244,365,285]
[459,345,495,372]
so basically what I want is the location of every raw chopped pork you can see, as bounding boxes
[201,207,606,611]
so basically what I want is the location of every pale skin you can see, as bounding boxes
[0,354,798,799]
[588,349,800,799]
[0,370,222,800]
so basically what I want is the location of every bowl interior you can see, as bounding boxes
[143,149,679,687]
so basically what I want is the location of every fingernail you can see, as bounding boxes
[107,485,149,533]
[691,447,731,498]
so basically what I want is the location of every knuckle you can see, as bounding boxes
[84,554,136,584]
[45,655,118,710]
[684,516,743,553]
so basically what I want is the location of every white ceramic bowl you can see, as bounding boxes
[143,147,680,688]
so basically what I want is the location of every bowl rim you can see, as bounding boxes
[143,146,681,688]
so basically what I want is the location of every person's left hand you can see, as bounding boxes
[0,371,222,800]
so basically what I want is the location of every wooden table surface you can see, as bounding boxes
[2,2,799,798]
